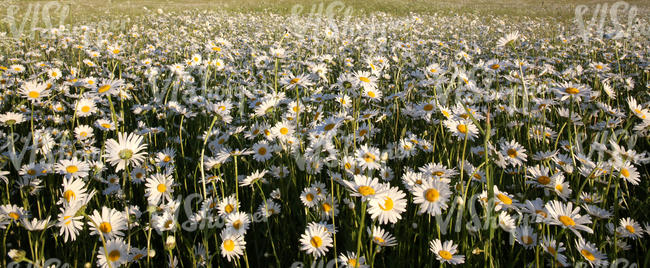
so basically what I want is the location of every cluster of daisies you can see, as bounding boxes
[0,7,649,268]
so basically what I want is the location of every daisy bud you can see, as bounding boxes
[165,236,176,250]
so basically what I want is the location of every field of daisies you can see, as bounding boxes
[0,6,649,268]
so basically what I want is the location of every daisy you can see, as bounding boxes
[300,223,333,258]
[95,118,117,131]
[412,179,451,216]
[156,148,176,167]
[57,204,84,242]
[55,157,90,179]
[496,31,519,48]
[59,177,92,205]
[356,144,382,171]
[367,186,407,224]
[618,217,643,239]
[429,239,465,265]
[550,174,572,200]
[145,173,174,206]
[252,141,273,162]
[225,212,250,235]
[341,174,383,201]
[218,195,239,216]
[75,98,97,117]
[514,225,537,249]
[540,236,567,264]
[616,161,640,185]
[369,226,397,247]
[0,112,26,126]
[353,71,377,90]
[104,132,148,172]
[223,232,253,262]
[545,200,593,237]
[74,125,94,140]
[444,119,479,141]
[500,140,527,167]
[498,211,516,232]
[152,211,176,233]
[97,237,128,268]
[319,197,339,220]
[576,238,608,267]
[552,82,592,101]
[240,169,268,187]
[0,204,26,221]
[271,120,295,141]
[339,251,368,268]
[300,187,321,208]
[95,79,124,96]
[89,207,127,239]
[20,80,49,102]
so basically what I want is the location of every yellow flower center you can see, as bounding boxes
[290,78,300,84]
[580,249,596,261]
[157,183,167,193]
[8,212,19,220]
[258,147,267,155]
[108,249,121,262]
[565,87,580,94]
[522,235,533,244]
[280,127,289,135]
[322,202,332,212]
[367,91,376,98]
[99,222,112,233]
[507,149,518,158]
[310,236,323,248]
[363,152,376,163]
[98,85,111,93]
[537,176,550,185]
[81,106,90,113]
[225,204,234,214]
[497,193,512,205]
[66,165,79,174]
[379,197,394,211]
[620,168,630,178]
[28,91,40,99]
[324,123,335,131]
[425,188,440,202]
[359,77,370,83]
[163,156,171,162]
[358,186,375,196]
[232,220,242,230]
[558,215,575,227]
[63,190,76,202]
[625,224,635,233]
[457,124,468,134]
[439,250,453,260]
[423,104,434,111]
[223,239,235,251]
[490,64,500,70]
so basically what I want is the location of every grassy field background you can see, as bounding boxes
[1,0,649,25]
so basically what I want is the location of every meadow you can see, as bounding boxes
[0,0,649,267]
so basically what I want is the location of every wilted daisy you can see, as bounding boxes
[104,132,148,172]
[429,239,465,265]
